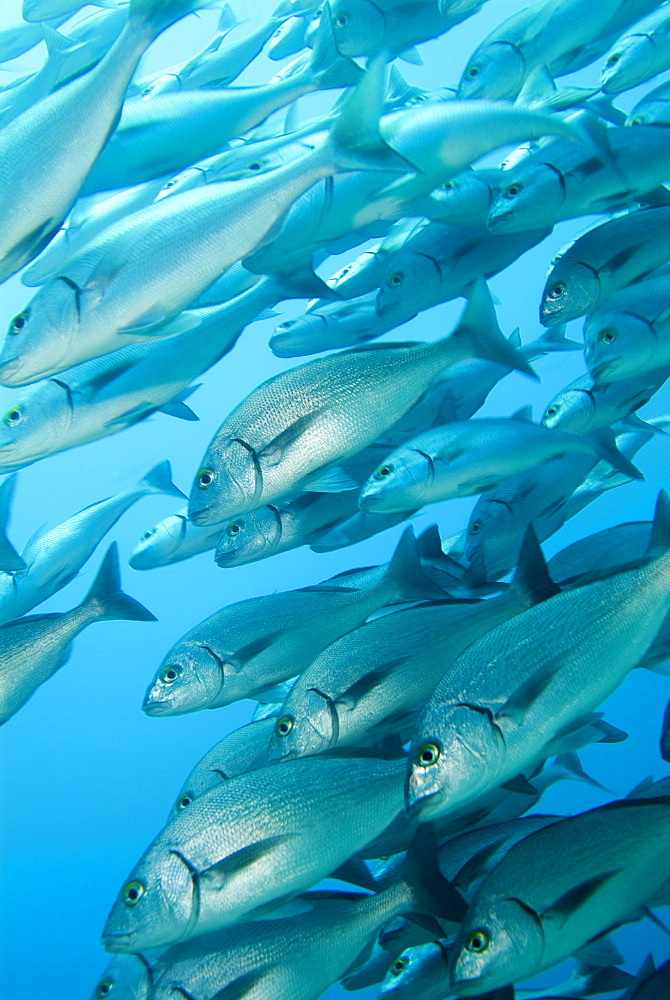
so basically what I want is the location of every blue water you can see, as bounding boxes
[0,0,668,996]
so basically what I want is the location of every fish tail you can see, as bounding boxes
[81,543,157,623]
[397,826,467,925]
[128,0,206,34]
[439,279,537,377]
[0,475,25,573]
[384,525,447,602]
[321,38,416,175]
[307,5,363,90]
[137,460,185,500]
[587,427,644,480]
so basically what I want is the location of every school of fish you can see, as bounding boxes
[1,0,670,996]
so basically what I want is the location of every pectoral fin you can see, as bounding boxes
[199,835,295,887]
[542,870,621,927]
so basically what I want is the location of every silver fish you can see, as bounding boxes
[602,4,670,95]
[0,543,155,726]
[129,507,224,570]
[541,370,669,435]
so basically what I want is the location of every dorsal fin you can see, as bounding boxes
[512,525,560,605]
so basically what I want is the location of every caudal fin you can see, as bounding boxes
[129,0,212,34]
[443,280,537,378]
[308,5,363,91]
[0,476,25,573]
[138,460,186,500]
[82,543,157,623]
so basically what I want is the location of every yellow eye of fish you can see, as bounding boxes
[417,742,440,766]
[504,183,523,199]
[3,406,23,427]
[545,405,558,416]
[334,13,349,27]
[164,178,177,189]
[226,520,244,537]
[141,528,156,541]
[276,716,294,737]
[599,328,617,345]
[197,468,215,489]
[161,665,181,684]
[177,793,193,810]
[374,465,393,480]
[442,180,455,190]
[122,881,145,907]
[390,957,409,975]
[466,930,490,953]
[387,272,404,288]
[548,282,565,299]
[95,978,114,997]
[469,520,482,534]
[466,64,480,78]
[606,53,620,66]
[9,312,27,335]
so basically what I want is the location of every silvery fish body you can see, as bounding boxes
[328,0,478,58]
[406,516,670,823]
[268,13,309,60]
[270,291,405,358]
[602,4,670,95]
[415,167,499,227]
[0,280,278,471]
[627,75,670,124]
[541,370,669,435]
[143,528,438,715]
[0,461,180,624]
[358,417,603,514]
[583,273,670,383]
[381,939,451,1000]
[457,0,659,100]
[547,520,653,587]
[540,205,670,325]
[326,224,412,299]
[90,954,151,1000]
[168,717,277,822]
[0,544,154,726]
[129,506,224,569]
[487,124,670,234]
[101,754,406,951]
[450,794,670,993]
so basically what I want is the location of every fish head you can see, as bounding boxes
[0,380,73,473]
[488,164,565,233]
[215,508,282,567]
[267,688,335,762]
[381,941,450,1000]
[458,43,526,100]
[156,168,205,201]
[269,15,307,60]
[129,514,189,570]
[601,35,654,96]
[627,88,670,125]
[0,279,81,387]
[188,437,259,526]
[583,311,655,383]
[330,0,385,57]
[328,252,379,298]
[541,387,595,434]
[376,252,442,320]
[102,845,195,953]
[540,261,601,325]
[464,498,517,574]
[142,641,226,716]
[271,313,330,357]
[427,169,495,225]
[359,447,435,514]
[450,896,544,994]
[90,955,152,1000]
[405,703,506,821]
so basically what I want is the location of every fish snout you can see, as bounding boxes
[0,357,22,385]
[101,931,135,954]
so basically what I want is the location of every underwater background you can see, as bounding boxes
[0,0,668,996]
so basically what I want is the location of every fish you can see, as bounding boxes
[0,543,155,727]
[129,507,225,570]
[625,955,670,999]
[405,493,670,824]
[328,0,481,59]
[0,476,26,573]
[0,461,181,624]
[0,0,210,284]
[357,411,640,515]
[22,0,121,20]
[268,13,309,61]
[270,291,406,358]
[381,939,452,1000]
[602,4,670,95]
[0,13,70,64]
[167,717,277,822]
[90,954,152,1000]
[326,223,414,299]
[627,75,670,124]
[541,370,669,436]
[80,12,362,193]
[450,789,670,993]
[540,206,670,326]
[142,526,443,716]
[188,296,531,526]
[266,530,562,762]
[583,273,670,384]
[101,753,408,951]
[457,0,660,100]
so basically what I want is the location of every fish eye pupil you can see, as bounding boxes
[391,957,408,974]
[249,161,261,170]
[505,183,521,198]
[417,742,440,766]
[197,468,215,489]
[467,65,479,78]
[374,465,392,480]
[467,930,489,952]
[276,716,294,737]
[470,521,481,534]
[600,328,616,344]
[227,521,243,536]
[547,406,557,415]
[96,979,113,997]
[607,53,620,65]
[388,272,403,287]
[550,283,564,298]
[335,13,349,27]
[178,794,192,809]
[123,881,145,907]
[10,313,26,334]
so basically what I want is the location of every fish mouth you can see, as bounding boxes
[357,490,386,513]
[189,506,214,526]
[0,358,22,385]
[214,549,239,567]
[142,698,174,716]
[539,304,563,325]
[404,788,443,819]
[101,932,135,953]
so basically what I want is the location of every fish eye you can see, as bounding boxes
[545,405,558,416]
[334,12,349,27]
[141,86,153,97]
[275,715,294,737]
[160,665,182,684]
[164,178,178,189]
[469,520,482,534]
[599,327,617,345]
[226,519,244,537]
[606,52,620,66]
[141,528,156,541]
[548,282,565,299]
[248,161,262,171]
[390,957,409,975]
[122,881,145,907]
[3,406,23,427]
[176,793,193,810]
[9,311,28,335]
[197,467,215,489]
[630,116,642,125]
[466,930,490,953]
[387,271,404,288]
[277,320,295,329]
[373,464,393,480]
[465,64,480,78]
[441,180,455,190]
[95,978,114,997]
[416,742,440,766]
[503,182,523,199]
